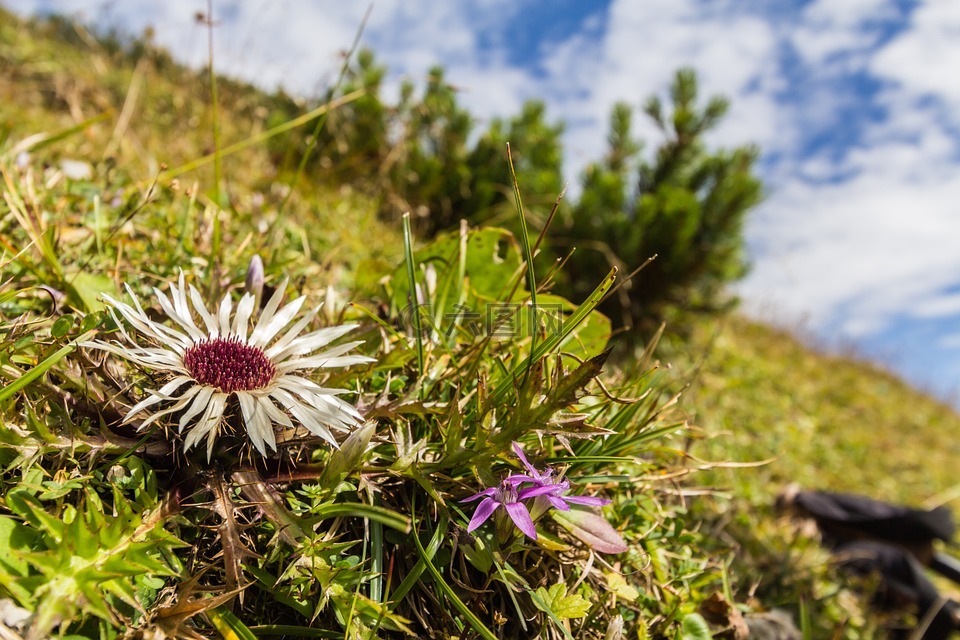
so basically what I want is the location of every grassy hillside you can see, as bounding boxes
[4,6,960,638]
[682,314,960,506]
[0,6,401,292]
[669,314,960,634]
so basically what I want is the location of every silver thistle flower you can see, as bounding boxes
[83,273,374,458]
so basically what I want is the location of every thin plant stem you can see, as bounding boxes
[402,212,425,398]
[507,143,538,386]
[206,0,223,262]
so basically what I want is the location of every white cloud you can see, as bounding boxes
[537,0,783,191]
[871,0,960,112]
[740,156,960,338]
[739,0,960,354]
[792,0,898,65]
[912,294,960,320]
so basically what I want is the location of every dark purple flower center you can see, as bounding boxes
[183,337,276,393]
[497,481,519,504]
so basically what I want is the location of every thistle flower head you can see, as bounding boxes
[83,272,374,459]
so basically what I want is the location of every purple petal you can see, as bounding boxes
[503,473,539,486]
[467,497,499,532]
[512,442,539,476]
[564,495,611,507]
[546,495,571,511]
[504,501,537,539]
[519,484,562,500]
[460,487,498,503]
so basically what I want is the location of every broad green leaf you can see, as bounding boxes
[531,583,590,619]
[390,227,524,332]
[681,613,712,640]
[50,314,75,339]
[64,271,115,312]
[460,536,494,573]
[319,420,375,489]
[536,293,611,361]
[0,516,34,577]
[604,571,640,601]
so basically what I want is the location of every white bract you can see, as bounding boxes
[83,273,373,458]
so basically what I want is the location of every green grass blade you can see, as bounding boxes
[0,329,97,404]
[800,596,812,640]
[485,267,617,413]
[370,498,384,603]
[311,502,411,533]
[6,111,113,158]
[410,503,498,640]
[247,627,341,638]
[389,514,448,604]
[154,90,364,184]
[207,606,258,640]
[506,143,539,385]
[402,212,425,398]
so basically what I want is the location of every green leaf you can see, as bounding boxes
[485,267,617,419]
[390,515,448,604]
[604,571,640,602]
[409,501,499,640]
[207,606,259,640]
[401,212,425,390]
[310,502,411,533]
[681,613,712,640]
[7,111,113,157]
[0,329,97,404]
[536,293,611,361]
[0,519,32,576]
[391,226,524,327]
[50,314,75,339]
[6,490,65,541]
[64,271,115,312]
[0,485,181,639]
[319,420,375,489]
[531,583,590,619]
[460,537,494,574]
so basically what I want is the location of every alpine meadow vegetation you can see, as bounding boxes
[3,7,960,640]
[0,9,727,638]
[0,157,714,637]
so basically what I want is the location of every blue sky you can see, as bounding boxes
[8,0,960,403]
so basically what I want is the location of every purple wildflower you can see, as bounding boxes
[461,478,556,539]
[512,442,611,514]
[462,444,613,540]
